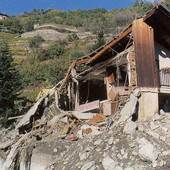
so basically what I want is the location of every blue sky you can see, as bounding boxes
[0,0,154,16]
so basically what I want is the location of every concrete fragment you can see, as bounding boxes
[30,148,54,170]
[81,161,95,170]
[108,136,114,145]
[162,150,170,156]
[113,89,139,126]
[94,139,102,146]
[115,166,123,170]
[152,161,157,167]
[102,156,116,170]
[139,143,158,162]
[160,109,165,115]
[123,121,137,135]
[150,122,160,130]
[79,152,89,161]
[160,136,166,141]
[124,167,134,170]
[0,156,5,168]
[162,127,168,132]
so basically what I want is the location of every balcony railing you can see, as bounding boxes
[159,70,170,86]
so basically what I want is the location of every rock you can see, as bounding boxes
[152,114,161,121]
[120,148,125,155]
[79,152,89,161]
[115,166,123,170]
[160,109,165,115]
[115,139,119,143]
[139,143,158,162]
[150,122,159,130]
[159,160,164,167]
[152,161,157,167]
[148,131,160,139]
[123,121,137,135]
[77,130,83,139]
[129,142,135,148]
[102,156,116,170]
[53,148,58,153]
[0,156,5,168]
[124,167,134,170]
[81,161,95,170]
[108,136,114,145]
[162,127,168,132]
[162,150,170,156]
[117,153,122,160]
[160,136,166,141]
[94,139,102,146]
[84,146,92,152]
[123,152,128,159]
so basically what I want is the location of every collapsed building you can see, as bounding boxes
[1,4,170,170]
[57,4,170,118]
[15,4,170,133]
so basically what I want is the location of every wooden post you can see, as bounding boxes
[55,90,59,108]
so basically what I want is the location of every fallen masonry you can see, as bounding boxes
[0,87,169,169]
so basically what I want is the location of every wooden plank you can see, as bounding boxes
[87,27,132,64]
[133,18,158,88]
[59,60,77,92]
[76,100,100,113]
[0,139,15,149]
[60,119,76,135]
[78,49,129,78]
[55,90,59,108]
[8,115,24,120]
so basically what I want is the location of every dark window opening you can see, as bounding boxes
[79,79,107,104]
[159,93,170,112]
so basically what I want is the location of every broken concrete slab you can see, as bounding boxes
[112,88,139,127]
[71,111,96,120]
[123,121,137,135]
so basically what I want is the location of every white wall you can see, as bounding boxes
[155,42,170,69]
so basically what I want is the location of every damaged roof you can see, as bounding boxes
[77,4,170,67]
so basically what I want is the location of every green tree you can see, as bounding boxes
[0,41,22,125]
[92,30,105,51]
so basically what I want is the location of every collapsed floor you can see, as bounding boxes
[0,88,169,170]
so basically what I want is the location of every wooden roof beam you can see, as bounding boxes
[87,27,132,64]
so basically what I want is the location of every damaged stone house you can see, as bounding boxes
[0,12,8,20]
[57,4,170,119]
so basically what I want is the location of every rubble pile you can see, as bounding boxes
[0,88,169,170]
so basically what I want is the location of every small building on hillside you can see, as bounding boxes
[0,12,9,20]
[57,4,170,119]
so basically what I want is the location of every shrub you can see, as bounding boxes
[29,35,45,49]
